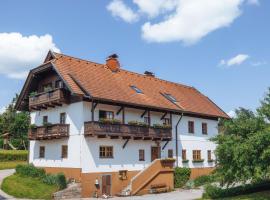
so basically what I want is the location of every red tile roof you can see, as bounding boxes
[50,52,228,118]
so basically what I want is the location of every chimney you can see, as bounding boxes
[144,71,155,77]
[106,54,120,72]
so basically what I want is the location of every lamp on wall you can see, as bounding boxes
[95,178,99,187]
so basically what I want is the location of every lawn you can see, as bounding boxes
[218,191,270,200]
[0,161,27,170]
[1,174,59,199]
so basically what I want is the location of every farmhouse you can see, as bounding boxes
[16,51,229,197]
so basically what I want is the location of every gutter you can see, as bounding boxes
[175,113,183,167]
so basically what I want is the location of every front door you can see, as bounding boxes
[102,175,111,196]
[151,146,161,161]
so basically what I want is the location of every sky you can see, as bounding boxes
[0,0,269,117]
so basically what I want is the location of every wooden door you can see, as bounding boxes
[151,146,161,161]
[102,175,111,196]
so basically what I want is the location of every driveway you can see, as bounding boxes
[83,188,203,200]
[0,169,15,200]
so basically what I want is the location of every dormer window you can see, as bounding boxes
[163,93,177,103]
[130,85,143,94]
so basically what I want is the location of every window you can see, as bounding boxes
[130,85,143,94]
[163,118,171,125]
[193,150,201,161]
[55,80,63,88]
[60,113,66,124]
[182,149,187,160]
[139,149,145,161]
[188,121,194,133]
[208,150,212,161]
[39,146,45,158]
[144,116,150,124]
[168,149,173,158]
[61,145,68,158]
[99,146,113,158]
[202,123,208,135]
[43,116,48,124]
[163,93,177,103]
[99,110,114,120]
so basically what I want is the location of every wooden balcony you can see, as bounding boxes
[29,88,68,110]
[28,124,69,140]
[84,121,172,141]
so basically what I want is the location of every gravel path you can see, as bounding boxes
[0,169,15,200]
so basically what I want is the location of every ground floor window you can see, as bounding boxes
[39,146,45,158]
[182,149,187,160]
[99,146,113,158]
[139,149,145,161]
[208,150,212,161]
[61,145,68,158]
[193,150,201,161]
[168,149,173,158]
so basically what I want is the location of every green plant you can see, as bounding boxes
[16,164,45,178]
[29,91,38,98]
[99,118,121,124]
[42,173,67,189]
[55,173,67,189]
[44,86,53,93]
[194,175,215,187]
[174,167,191,188]
[128,121,139,126]
[29,124,37,129]
[137,122,148,127]
[153,124,172,129]
[192,159,204,163]
[184,180,195,189]
[182,159,189,163]
[0,150,28,162]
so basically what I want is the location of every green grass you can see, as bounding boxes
[0,161,27,170]
[1,174,59,199]
[219,191,270,200]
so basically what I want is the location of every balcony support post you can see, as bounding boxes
[122,107,125,124]
[91,101,98,122]
[141,110,147,118]
[162,140,169,150]
[160,112,167,120]
[122,138,130,149]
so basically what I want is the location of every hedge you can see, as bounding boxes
[194,175,215,187]
[203,180,270,199]
[174,167,191,188]
[0,150,28,161]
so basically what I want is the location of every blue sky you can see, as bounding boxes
[0,0,269,116]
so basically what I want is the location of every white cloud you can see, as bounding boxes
[219,54,249,67]
[107,0,138,23]
[0,32,60,79]
[247,0,259,5]
[0,106,6,114]
[227,110,236,118]
[251,61,267,66]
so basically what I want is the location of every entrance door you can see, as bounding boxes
[151,146,161,161]
[102,175,111,196]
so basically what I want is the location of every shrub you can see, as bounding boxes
[0,150,28,162]
[194,175,215,187]
[174,167,191,188]
[16,164,45,178]
[55,173,67,189]
[203,180,270,199]
[42,173,67,189]
[99,118,121,124]
[152,124,172,129]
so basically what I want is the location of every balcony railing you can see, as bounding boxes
[29,88,68,110]
[28,124,70,140]
[84,121,172,141]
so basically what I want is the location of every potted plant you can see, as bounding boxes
[182,159,189,163]
[192,159,205,163]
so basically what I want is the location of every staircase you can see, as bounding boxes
[119,159,174,196]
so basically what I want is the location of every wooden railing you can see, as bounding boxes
[84,121,172,140]
[28,124,70,140]
[29,88,67,109]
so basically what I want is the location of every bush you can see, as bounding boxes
[0,150,28,162]
[203,180,270,199]
[16,164,45,178]
[42,173,67,189]
[174,167,191,188]
[194,175,215,187]
[55,173,67,189]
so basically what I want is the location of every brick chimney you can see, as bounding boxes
[106,54,120,72]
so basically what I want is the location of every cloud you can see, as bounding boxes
[251,61,267,66]
[0,106,6,114]
[219,54,249,67]
[107,0,139,23]
[0,32,60,79]
[247,0,259,5]
[227,110,236,118]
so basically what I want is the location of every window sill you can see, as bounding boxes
[192,159,204,163]
[182,159,189,163]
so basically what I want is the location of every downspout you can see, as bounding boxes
[175,113,183,167]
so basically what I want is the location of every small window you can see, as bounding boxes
[182,149,187,160]
[202,123,208,135]
[43,116,48,124]
[39,146,45,158]
[208,150,212,161]
[99,110,114,120]
[163,93,177,103]
[130,85,143,94]
[139,149,145,161]
[60,113,66,124]
[168,149,173,158]
[100,146,113,158]
[144,116,149,124]
[163,118,171,125]
[193,150,201,161]
[55,80,63,89]
[188,121,194,134]
[61,145,68,158]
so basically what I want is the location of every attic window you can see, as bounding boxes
[130,85,143,94]
[163,93,177,103]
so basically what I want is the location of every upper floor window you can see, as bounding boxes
[188,121,194,134]
[168,149,173,158]
[163,93,177,103]
[130,85,143,94]
[163,118,171,125]
[60,113,66,124]
[61,145,68,158]
[182,149,187,160]
[193,150,201,161]
[55,80,63,89]
[99,146,113,158]
[202,123,208,135]
[139,149,145,161]
[43,116,48,124]
[99,110,114,120]
[39,146,45,158]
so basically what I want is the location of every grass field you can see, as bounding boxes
[1,174,58,199]
[0,161,27,170]
[216,191,270,200]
